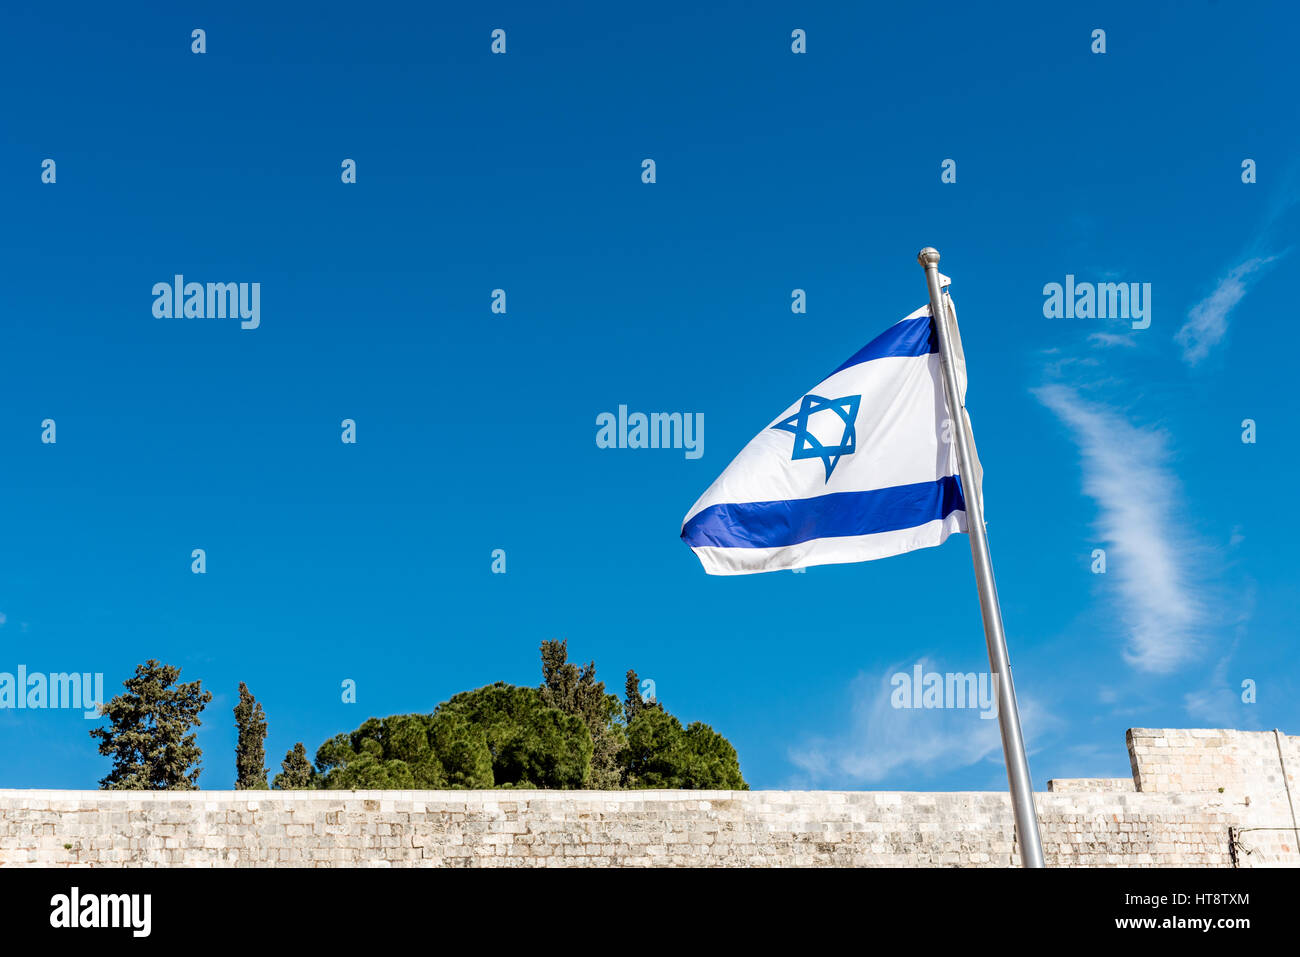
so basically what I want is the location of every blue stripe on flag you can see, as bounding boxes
[829,314,937,375]
[680,475,965,550]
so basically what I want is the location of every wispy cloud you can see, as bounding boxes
[788,660,1057,785]
[1176,169,1298,365]
[1088,331,1137,349]
[1175,255,1282,365]
[1035,385,1204,673]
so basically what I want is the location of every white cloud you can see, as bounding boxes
[1088,332,1136,349]
[788,660,1057,785]
[1176,255,1281,365]
[1036,385,1205,673]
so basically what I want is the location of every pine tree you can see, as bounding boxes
[234,682,269,789]
[272,743,317,790]
[624,668,660,725]
[89,659,213,790]
[619,708,746,789]
[539,640,624,789]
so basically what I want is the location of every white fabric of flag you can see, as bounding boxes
[681,293,980,575]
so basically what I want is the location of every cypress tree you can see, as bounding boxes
[234,682,269,789]
[273,743,317,790]
[624,667,660,725]
[540,640,624,788]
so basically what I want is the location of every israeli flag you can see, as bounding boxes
[681,296,981,575]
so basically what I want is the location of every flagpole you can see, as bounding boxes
[918,247,1046,868]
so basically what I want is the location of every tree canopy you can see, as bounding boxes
[621,708,747,789]
[273,742,317,790]
[294,644,746,792]
[539,639,624,788]
[312,685,589,789]
[89,659,212,790]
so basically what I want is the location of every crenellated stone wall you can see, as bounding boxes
[1,728,1296,867]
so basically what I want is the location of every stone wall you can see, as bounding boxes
[1046,778,1135,793]
[1,728,1296,867]
[1127,727,1300,794]
[1121,728,1300,867]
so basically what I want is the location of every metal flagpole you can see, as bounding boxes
[918,246,1046,868]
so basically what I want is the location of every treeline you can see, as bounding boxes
[88,642,746,791]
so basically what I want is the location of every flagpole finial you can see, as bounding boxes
[917,247,940,268]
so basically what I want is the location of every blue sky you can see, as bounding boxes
[1,1,1296,790]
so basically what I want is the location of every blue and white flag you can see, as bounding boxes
[681,295,980,575]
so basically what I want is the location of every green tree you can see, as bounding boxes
[89,659,213,790]
[314,711,494,790]
[302,652,747,792]
[621,707,685,788]
[623,668,661,727]
[233,682,268,789]
[439,683,593,788]
[315,720,422,790]
[539,640,625,788]
[427,710,495,788]
[678,721,747,789]
[620,708,747,790]
[273,742,316,789]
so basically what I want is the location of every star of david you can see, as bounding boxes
[771,393,862,482]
